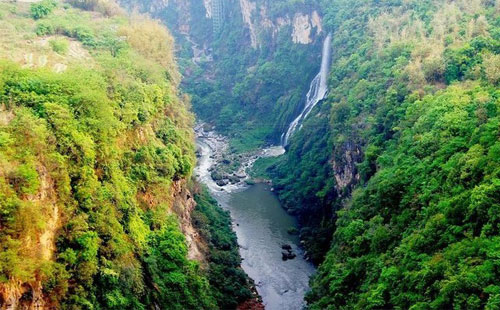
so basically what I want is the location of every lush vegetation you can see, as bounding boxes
[192,187,253,309]
[11,0,497,309]
[117,0,500,308]
[308,81,500,310]
[120,1,500,308]
[0,1,248,309]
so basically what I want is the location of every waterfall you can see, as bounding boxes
[281,33,332,147]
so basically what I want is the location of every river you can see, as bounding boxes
[195,134,315,310]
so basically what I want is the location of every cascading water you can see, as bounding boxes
[281,33,332,147]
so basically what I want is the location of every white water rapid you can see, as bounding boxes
[281,33,332,146]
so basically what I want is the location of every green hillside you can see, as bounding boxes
[0,1,250,309]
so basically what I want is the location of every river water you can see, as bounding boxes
[195,135,315,310]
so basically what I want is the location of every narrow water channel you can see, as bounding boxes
[195,136,315,310]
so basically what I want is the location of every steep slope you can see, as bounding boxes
[264,0,500,308]
[0,1,249,309]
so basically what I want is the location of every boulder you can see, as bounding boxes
[281,244,296,261]
[236,172,246,179]
[281,251,296,261]
[216,179,228,186]
[282,251,289,261]
[211,171,223,181]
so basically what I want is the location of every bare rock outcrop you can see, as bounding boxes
[171,180,208,265]
[332,142,363,197]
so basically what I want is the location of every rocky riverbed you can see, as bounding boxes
[194,124,284,191]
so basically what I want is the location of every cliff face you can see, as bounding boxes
[120,0,327,147]
[0,104,61,310]
[171,180,208,264]
[0,282,46,310]
[237,0,323,48]
[0,164,60,310]
[331,142,362,197]
[124,0,323,49]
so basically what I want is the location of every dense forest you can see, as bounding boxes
[0,1,252,309]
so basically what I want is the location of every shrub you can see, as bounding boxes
[69,26,95,46]
[423,56,445,83]
[10,163,40,195]
[30,0,57,20]
[35,22,55,36]
[49,38,69,54]
[483,53,500,84]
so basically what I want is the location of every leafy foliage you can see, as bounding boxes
[308,83,500,310]
[30,0,57,19]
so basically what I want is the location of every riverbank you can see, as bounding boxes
[194,126,315,310]
[191,186,264,309]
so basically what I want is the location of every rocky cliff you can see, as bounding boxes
[0,162,60,310]
[237,0,323,48]
[123,0,323,49]
[331,142,363,197]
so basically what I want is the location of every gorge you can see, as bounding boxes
[188,27,334,308]
[1,0,499,309]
